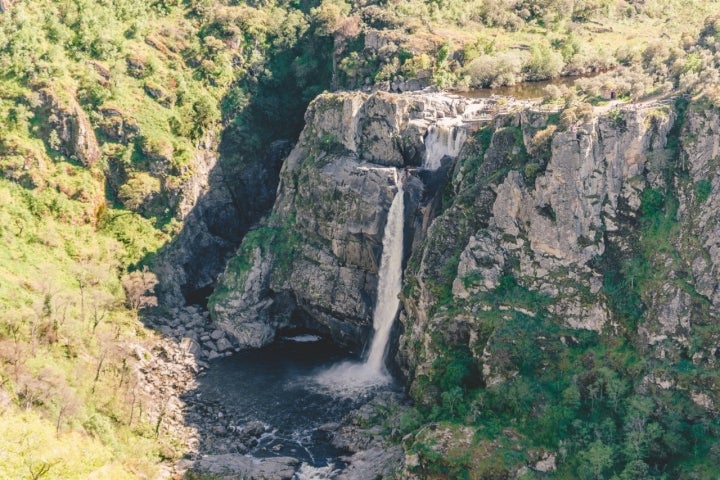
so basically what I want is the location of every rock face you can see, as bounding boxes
[395,96,720,415]
[188,454,299,480]
[205,91,720,476]
[398,101,676,394]
[155,139,291,308]
[35,87,101,166]
[212,90,720,416]
[452,108,671,327]
[209,91,501,349]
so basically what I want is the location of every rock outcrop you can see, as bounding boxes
[398,101,682,395]
[209,91,502,349]
[35,87,101,166]
[187,454,299,480]
[154,139,291,308]
[211,90,720,383]
[205,90,720,477]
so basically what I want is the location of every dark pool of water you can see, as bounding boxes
[452,77,577,100]
[193,337,395,466]
[454,72,607,100]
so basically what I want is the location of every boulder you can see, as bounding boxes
[190,454,299,480]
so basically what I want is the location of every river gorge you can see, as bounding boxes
[155,83,720,478]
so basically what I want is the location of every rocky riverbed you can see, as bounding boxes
[136,310,406,479]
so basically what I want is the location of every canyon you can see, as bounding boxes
[4,2,720,478]
[159,88,720,477]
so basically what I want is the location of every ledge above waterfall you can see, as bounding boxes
[299,90,502,170]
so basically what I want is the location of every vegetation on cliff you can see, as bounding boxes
[392,98,720,479]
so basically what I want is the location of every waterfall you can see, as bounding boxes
[311,172,405,394]
[423,124,467,170]
[364,180,404,374]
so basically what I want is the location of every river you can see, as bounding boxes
[187,335,397,469]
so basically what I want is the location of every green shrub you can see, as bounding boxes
[117,172,161,213]
[465,51,525,88]
[695,178,712,203]
[524,44,564,80]
[640,188,664,217]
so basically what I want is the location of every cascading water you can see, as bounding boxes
[364,179,405,375]
[312,170,405,394]
[423,123,467,170]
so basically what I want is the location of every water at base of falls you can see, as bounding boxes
[311,359,391,398]
[192,337,396,469]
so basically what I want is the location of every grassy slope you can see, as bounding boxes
[0,0,334,476]
[0,1,231,477]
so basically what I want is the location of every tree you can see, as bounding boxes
[121,267,158,311]
[72,260,106,326]
[524,44,564,80]
[578,440,613,480]
[311,0,351,36]
[310,0,357,89]
[192,93,220,133]
[26,460,56,480]
[54,384,81,435]
[89,290,116,333]
[623,396,662,461]
[620,460,651,480]
[441,386,465,418]
[465,51,525,87]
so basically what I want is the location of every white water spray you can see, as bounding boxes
[423,123,467,170]
[311,172,405,394]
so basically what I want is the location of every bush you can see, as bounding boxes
[117,172,161,212]
[528,125,557,155]
[640,188,664,217]
[695,178,712,203]
[559,102,594,128]
[465,51,526,88]
[524,44,564,80]
[192,93,221,133]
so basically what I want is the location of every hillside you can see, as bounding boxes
[2,0,720,478]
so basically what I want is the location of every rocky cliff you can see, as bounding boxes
[210,90,720,474]
[35,86,101,167]
[209,91,503,349]
[399,101,677,392]
[393,96,720,477]
[210,91,720,360]
[154,138,291,309]
[399,97,720,398]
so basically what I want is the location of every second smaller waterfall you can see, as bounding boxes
[423,124,467,170]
